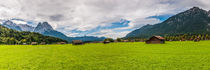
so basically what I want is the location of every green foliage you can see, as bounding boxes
[0,41,210,69]
[0,25,67,44]
[165,34,210,41]
[104,38,114,42]
[116,38,123,42]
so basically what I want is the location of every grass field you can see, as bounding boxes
[0,41,210,70]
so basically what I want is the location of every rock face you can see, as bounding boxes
[208,10,210,17]
[1,20,68,40]
[2,20,22,31]
[126,7,210,38]
[34,22,54,33]
[33,22,69,40]
[18,24,35,32]
[2,20,35,32]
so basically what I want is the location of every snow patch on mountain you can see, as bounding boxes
[10,20,27,24]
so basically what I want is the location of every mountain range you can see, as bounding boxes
[3,7,208,40]
[0,19,105,42]
[0,25,67,44]
[125,7,210,38]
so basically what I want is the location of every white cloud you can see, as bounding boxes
[66,33,80,37]
[88,29,131,39]
[0,0,210,38]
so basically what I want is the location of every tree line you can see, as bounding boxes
[124,34,210,42]
[164,34,210,41]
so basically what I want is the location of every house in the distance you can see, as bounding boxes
[57,42,67,44]
[72,40,84,45]
[103,41,110,44]
[31,42,38,45]
[40,42,46,45]
[146,36,165,44]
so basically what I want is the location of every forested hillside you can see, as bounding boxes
[126,7,210,39]
[0,25,67,44]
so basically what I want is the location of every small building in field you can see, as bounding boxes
[146,36,165,44]
[40,42,46,45]
[103,41,110,44]
[22,43,27,45]
[31,42,38,45]
[123,40,129,42]
[57,42,67,44]
[72,40,84,45]
[130,40,136,42]
[194,37,201,42]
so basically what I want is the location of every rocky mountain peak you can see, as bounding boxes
[3,20,15,25]
[186,7,207,14]
[190,7,201,11]
[2,20,22,31]
[208,10,210,17]
[18,24,35,32]
[34,22,54,33]
[39,22,53,30]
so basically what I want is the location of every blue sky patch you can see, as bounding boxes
[102,19,130,29]
[69,19,131,36]
[147,14,173,21]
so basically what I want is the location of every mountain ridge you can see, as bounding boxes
[0,19,105,42]
[125,7,210,38]
[0,25,67,44]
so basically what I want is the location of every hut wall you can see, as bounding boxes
[146,37,165,44]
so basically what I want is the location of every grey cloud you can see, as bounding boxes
[49,14,64,21]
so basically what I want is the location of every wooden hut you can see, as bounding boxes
[57,42,67,44]
[123,40,129,42]
[22,43,27,45]
[72,40,84,45]
[40,42,46,45]
[146,36,165,44]
[103,41,110,44]
[31,42,38,45]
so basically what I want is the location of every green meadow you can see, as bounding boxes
[0,41,210,70]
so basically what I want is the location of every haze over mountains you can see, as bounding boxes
[125,7,210,38]
[0,19,105,42]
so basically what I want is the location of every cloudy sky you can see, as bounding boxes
[0,0,210,38]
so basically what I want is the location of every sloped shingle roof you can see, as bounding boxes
[153,36,165,40]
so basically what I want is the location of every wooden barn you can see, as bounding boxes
[72,40,84,45]
[146,36,165,44]
[57,42,67,44]
[31,42,38,45]
[103,41,110,44]
[40,42,46,45]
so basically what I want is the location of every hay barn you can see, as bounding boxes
[103,41,110,44]
[72,40,84,45]
[57,42,66,44]
[146,36,165,44]
[40,42,46,45]
[31,42,38,45]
